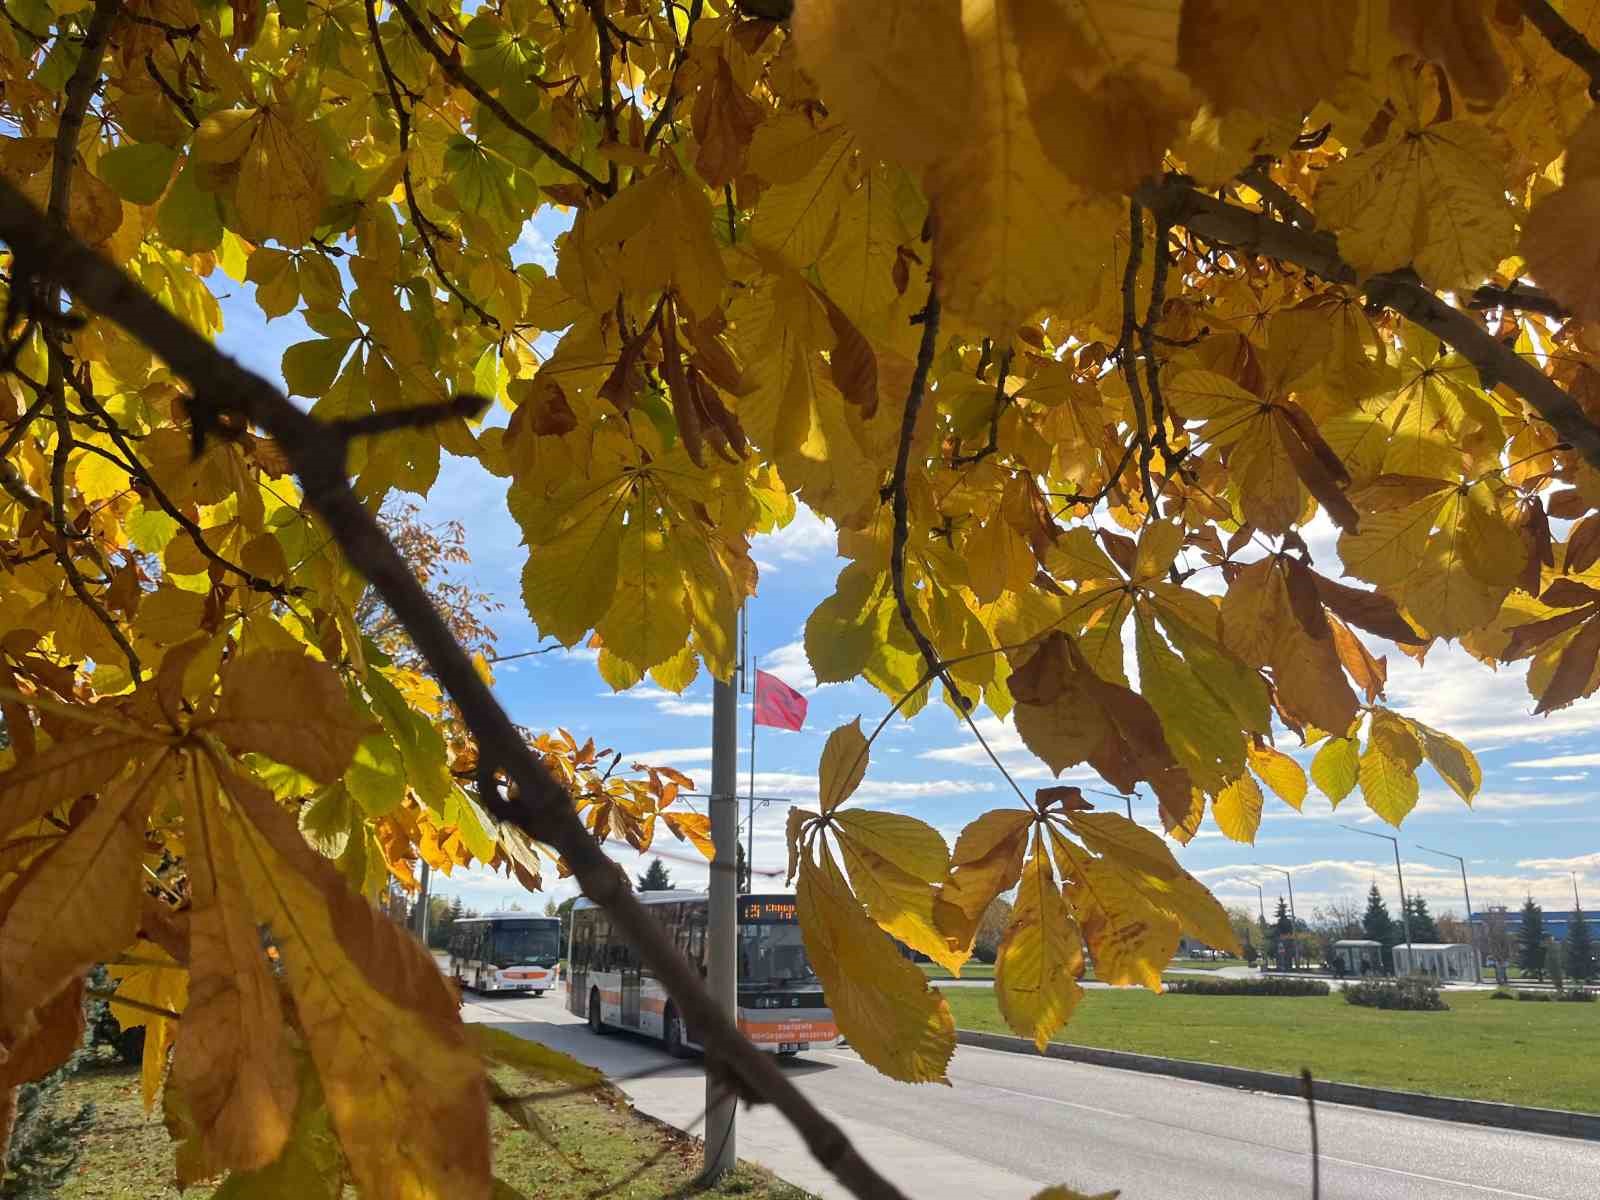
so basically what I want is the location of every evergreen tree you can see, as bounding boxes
[1362,883,1396,970]
[1566,907,1595,984]
[636,858,673,891]
[1517,897,1547,979]
[1405,896,1441,943]
[736,842,750,893]
[2,1059,94,1199]
[1270,897,1293,967]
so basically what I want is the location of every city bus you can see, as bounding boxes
[568,891,840,1057]
[447,913,561,994]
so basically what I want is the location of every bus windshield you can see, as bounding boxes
[489,923,561,967]
[738,922,819,989]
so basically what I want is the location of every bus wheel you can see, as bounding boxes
[588,988,609,1035]
[778,1050,800,1058]
[533,990,546,998]
[663,1005,690,1058]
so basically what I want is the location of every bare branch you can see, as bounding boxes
[1134,174,1600,473]
[0,175,913,1200]
[948,347,1013,468]
[1468,281,1570,320]
[1118,202,1158,507]
[641,0,704,154]
[587,0,620,194]
[388,0,611,196]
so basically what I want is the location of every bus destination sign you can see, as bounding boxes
[738,898,798,924]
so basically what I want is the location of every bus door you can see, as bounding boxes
[620,958,642,1028]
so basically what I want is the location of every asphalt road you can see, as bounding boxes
[462,988,1598,1200]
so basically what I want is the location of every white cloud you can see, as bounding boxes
[605,684,715,718]
[754,505,835,564]
[759,640,819,693]
[511,222,556,270]
[1508,752,1600,769]
[922,713,1101,785]
[742,770,996,807]
[1516,851,1600,872]
[631,745,714,766]
[1380,642,1600,749]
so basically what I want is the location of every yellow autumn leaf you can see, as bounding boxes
[203,652,373,783]
[1316,85,1514,290]
[215,755,491,1200]
[1212,772,1263,844]
[0,730,152,840]
[790,1,972,173]
[0,753,171,1038]
[169,766,298,1174]
[796,842,956,1084]
[108,942,189,1113]
[1311,736,1359,805]
[995,840,1084,1050]
[817,718,869,814]
[935,808,1032,950]
[1178,0,1353,119]
[1246,742,1306,811]
[1062,848,1179,992]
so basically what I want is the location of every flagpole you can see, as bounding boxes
[746,616,757,895]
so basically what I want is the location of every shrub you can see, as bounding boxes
[1489,988,1515,1000]
[2,1058,94,1199]
[1515,989,1554,1002]
[1557,988,1596,1003]
[1164,976,1329,996]
[1344,977,1448,1011]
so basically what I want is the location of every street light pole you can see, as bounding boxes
[1272,867,1297,968]
[703,664,739,1181]
[1342,825,1412,970]
[1229,877,1267,965]
[1417,843,1481,983]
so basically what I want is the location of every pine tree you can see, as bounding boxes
[1517,897,1547,979]
[1362,883,1396,970]
[1566,907,1595,984]
[636,858,673,892]
[1270,897,1293,967]
[2,1059,94,1199]
[1405,896,1441,943]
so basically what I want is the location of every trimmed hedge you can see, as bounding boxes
[1516,989,1554,1002]
[1344,977,1448,1011]
[1164,976,1329,997]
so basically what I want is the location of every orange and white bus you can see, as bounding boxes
[568,891,840,1057]
[448,914,561,995]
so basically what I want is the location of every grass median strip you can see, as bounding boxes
[54,1062,816,1199]
[944,988,1599,1113]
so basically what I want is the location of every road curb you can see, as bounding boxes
[955,1029,1600,1142]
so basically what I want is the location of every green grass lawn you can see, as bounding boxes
[53,1061,814,1199]
[919,957,1237,981]
[945,989,1599,1113]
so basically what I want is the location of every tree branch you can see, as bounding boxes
[388,0,611,196]
[0,175,913,1200]
[641,0,703,155]
[1134,174,1600,472]
[586,0,620,194]
[364,0,500,331]
[947,347,1012,468]
[1118,202,1158,506]
[888,277,969,712]
[1520,0,1600,96]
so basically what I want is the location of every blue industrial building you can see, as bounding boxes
[1470,906,1600,941]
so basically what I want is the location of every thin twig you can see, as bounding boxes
[1133,174,1600,471]
[887,276,969,712]
[145,53,199,128]
[0,175,914,1200]
[1468,281,1569,320]
[327,392,489,440]
[587,0,620,194]
[948,348,1013,468]
[85,988,182,1023]
[640,0,703,154]
[390,0,610,196]
[1139,212,1174,463]
[364,0,500,330]
[1118,202,1157,507]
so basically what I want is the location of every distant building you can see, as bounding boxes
[1470,906,1600,943]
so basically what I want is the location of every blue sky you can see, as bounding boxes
[211,211,1600,927]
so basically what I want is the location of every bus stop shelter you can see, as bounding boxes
[1331,939,1384,975]
[1393,943,1479,982]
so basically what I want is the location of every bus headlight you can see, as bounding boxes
[752,996,782,1008]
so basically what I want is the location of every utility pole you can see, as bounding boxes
[1343,825,1412,969]
[1417,844,1481,983]
[703,660,739,1181]
[1230,877,1266,966]
[414,860,431,947]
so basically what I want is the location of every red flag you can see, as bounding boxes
[753,670,807,731]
